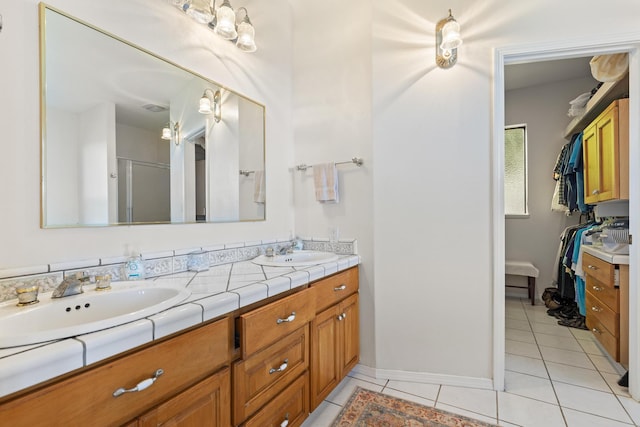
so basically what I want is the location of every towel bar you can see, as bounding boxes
[296,157,363,171]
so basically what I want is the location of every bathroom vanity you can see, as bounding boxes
[0,263,359,427]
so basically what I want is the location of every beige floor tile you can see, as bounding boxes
[563,408,634,427]
[324,376,384,406]
[546,361,609,392]
[506,340,542,359]
[498,392,565,427]
[553,381,633,423]
[437,385,497,419]
[505,353,548,378]
[539,345,594,369]
[301,400,342,427]
[435,402,498,425]
[384,380,440,401]
[504,371,557,404]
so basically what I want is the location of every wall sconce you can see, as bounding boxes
[199,88,222,123]
[171,0,257,53]
[436,9,463,69]
[161,121,181,146]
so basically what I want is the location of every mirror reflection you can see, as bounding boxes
[41,5,265,227]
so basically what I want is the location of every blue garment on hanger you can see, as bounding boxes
[568,132,590,214]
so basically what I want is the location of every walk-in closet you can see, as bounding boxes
[503,54,632,422]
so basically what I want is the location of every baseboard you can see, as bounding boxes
[351,364,494,390]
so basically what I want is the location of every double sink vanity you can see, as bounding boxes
[0,249,360,426]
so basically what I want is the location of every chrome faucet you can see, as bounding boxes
[278,242,296,255]
[52,276,86,298]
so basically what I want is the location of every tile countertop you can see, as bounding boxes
[582,245,629,265]
[0,255,360,399]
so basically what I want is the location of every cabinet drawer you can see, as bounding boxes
[586,276,618,311]
[240,287,315,357]
[582,253,615,286]
[313,267,359,313]
[243,372,309,427]
[0,318,230,427]
[586,291,619,336]
[586,316,619,361]
[233,325,309,424]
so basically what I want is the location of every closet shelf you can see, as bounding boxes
[564,73,629,139]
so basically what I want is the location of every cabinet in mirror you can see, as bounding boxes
[40,4,265,227]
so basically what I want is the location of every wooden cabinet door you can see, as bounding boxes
[596,105,620,202]
[310,305,340,410]
[583,121,600,204]
[339,294,360,376]
[137,367,231,427]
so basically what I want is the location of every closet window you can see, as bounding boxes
[505,124,528,217]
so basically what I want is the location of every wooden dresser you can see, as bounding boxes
[583,252,629,366]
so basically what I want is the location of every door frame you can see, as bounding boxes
[492,38,640,397]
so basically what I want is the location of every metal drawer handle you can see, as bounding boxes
[592,189,600,195]
[269,359,289,375]
[113,369,163,397]
[280,413,289,427]
[591,306,603,313]
[334,284,347,291]
[592,328,602,335]
[592,285,603,291]
[587,265,598,270]
[337,312,347,321]
[277,312,296,324]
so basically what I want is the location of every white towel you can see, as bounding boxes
[313,163,339,203]
[253,170,265,203]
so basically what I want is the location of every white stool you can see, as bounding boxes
[505,261,539,305]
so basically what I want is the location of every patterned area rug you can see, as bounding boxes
[332,387,498,427]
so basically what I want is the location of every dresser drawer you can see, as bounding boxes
[586,316,619,361]
[313,267,359,313]
[240,287,315,357]
[586,291,619,336]
[583,253,615,287]
[233,325,309,424]
[243,372,309,427]
[586,276,618,311]
[0,318,230,427]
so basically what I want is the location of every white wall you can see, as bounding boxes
[1,0,293,267]
[293,0,640,383]
[291,0,375,366]
[505,77,594,298]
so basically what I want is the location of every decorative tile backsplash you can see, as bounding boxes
[0,238,356,303]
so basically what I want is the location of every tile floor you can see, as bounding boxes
[302,297,640,426]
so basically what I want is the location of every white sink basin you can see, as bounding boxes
[0,283,191,348]
[252,250,340,267]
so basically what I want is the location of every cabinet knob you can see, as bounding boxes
[592,328,602,335]
[592,189,600,195]
[591,306,603,313]
[587,265,598,270]
[276,312,296,324]
[592,285,603,291]
[280,413,289,427]
[113,369,163,397]
[334,284,347,291]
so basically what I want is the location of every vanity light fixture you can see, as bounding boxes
[436,9,463,69]
[171,0,257,52]
[235,8,256,52]
[198,88,222,122]
[161,121,181,146]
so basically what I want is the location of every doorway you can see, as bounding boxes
[492,41,639,398]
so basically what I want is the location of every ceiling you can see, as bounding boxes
[505,56,597,91]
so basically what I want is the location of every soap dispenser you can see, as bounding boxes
[125,255,145,280]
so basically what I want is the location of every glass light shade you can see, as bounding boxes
[440,19,462,51]
[199,96,212,114]
[215,4,237,39]
[236,20,256,52]
[161,126,172,140]
[186,0,213,24]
